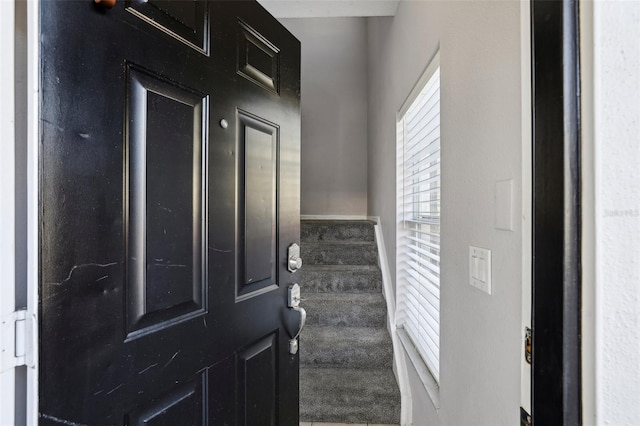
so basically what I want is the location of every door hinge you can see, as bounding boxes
[0,309,36,372]
[524,327,532,364]
[520,407,532,426]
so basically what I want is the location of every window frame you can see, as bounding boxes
[396,50,442,394]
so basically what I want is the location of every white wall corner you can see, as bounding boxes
[369,215,413,426]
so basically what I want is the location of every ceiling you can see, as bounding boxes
[257,0,401,18]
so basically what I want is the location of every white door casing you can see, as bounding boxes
[0,1,40,424]
[0,2,18,423]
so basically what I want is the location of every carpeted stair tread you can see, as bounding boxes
[301,325,393,369]
[301,220,375,242]
[302,264,382,293]
[302,241,378,266]
[304,293,386,328]
[300,367,401,424]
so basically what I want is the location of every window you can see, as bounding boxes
[396,52,441,382]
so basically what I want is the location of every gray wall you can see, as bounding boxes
[280,18,368,216]
[367,1,525,424]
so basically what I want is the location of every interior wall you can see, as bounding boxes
[367,1,524,424]
[279,18,368,216]
[589,1,640,423]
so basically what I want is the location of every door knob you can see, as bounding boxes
[289,257,302,271]
[94,0,116,9]
[287,243,303,273]
[288,284,306,355]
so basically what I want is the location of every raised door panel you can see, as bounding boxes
[125,65,208,340]
[125,0,210,54]
[237,333,278,426]
[236,111,279,300]
[237,20,280,94]
[126,372,207,425]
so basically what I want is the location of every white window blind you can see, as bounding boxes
[396,54,441,382]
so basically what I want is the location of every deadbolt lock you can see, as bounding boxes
[287,243,303,273]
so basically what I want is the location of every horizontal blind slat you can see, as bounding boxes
[404,234,440,251]
[401,297,439,339]
[405,252,441,278]
[404,241,441,266]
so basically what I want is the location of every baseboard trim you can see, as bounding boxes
[369,215,413,426]
[300,214,369,221]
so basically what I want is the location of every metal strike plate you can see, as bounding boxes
[524,327,532,364]
[287,243,302,273]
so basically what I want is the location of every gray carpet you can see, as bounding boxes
[300,220,401,424]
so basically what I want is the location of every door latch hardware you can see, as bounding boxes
[287,283,306,354]
[524,327,532,364]
[288,283,301,308]
[287,243,303,273]
[0,309,36,373]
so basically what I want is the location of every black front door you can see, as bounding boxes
[39,1,301,424]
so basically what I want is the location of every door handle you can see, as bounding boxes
[288,283,306,355]
[289,306,306,355]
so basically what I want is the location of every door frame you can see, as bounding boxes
[0,2,18,423]
[531,0,582,424]
[519,0,532,418]
[0,0,40,424]
[1,0,585,423]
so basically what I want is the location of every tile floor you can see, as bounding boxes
[300,423,400,426]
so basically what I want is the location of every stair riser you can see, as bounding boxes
[305,300,386,328]
[301,341,393,370]
[302,269,382,293]
[301,222,375,242]
[303,243,378,266]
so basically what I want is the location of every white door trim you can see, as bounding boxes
[1,2,40,423]
[520,0,533,416]
[26,1,40,423]
[0,2,18,424]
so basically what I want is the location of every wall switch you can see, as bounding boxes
[469,246,492,294]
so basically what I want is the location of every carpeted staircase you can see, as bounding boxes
[299,220,401,424]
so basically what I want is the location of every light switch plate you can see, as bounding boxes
[469,246,492,294]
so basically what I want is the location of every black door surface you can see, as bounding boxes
[39,1,301,424]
